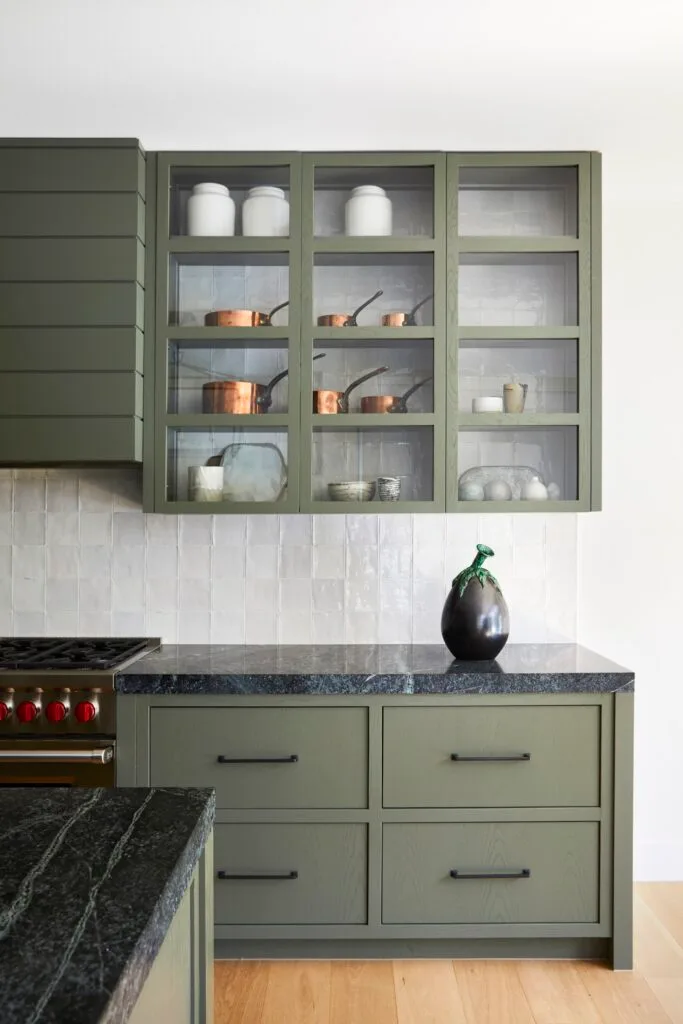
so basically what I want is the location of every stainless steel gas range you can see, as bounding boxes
[0,638,159,786]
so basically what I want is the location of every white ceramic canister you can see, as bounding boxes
[345,185,393,236]
[242,186,290,237]
[188,466,224,502]
[187,183,235,237]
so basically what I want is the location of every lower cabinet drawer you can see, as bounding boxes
[150,707,368,809]
[382,822,599,924]
[214,824,368,925]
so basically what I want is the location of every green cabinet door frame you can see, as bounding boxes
[142,150,602,514]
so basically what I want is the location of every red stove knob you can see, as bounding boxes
[16,700,39,724]
[74,700,97,724]
[0,701,10,721]
[45,700,67,723]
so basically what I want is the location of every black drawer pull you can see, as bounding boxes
[450,753,531,762]
[217,755,299,764]
[217,871,298,881]
[450,869,531,880]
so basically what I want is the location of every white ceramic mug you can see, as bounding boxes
[188,466,224,502]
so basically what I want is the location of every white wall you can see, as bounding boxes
[1,0,682,878]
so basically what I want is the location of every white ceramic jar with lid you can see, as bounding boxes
[186,183,235,236]
[345,185,393,236]
[242,186,289,237]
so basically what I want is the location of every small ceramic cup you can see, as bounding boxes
[188,465,224,502]
[472,396,503,413]
[377,476,401,502]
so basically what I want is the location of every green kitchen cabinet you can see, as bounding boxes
[144,150,600,513]
[0,139,146,464]
[118,692,632,968]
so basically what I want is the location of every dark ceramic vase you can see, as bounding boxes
[441,544,509,660]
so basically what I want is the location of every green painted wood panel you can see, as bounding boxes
[214,823,367,925]
[0,372,142,417]
[150,706,368,809]
[0,282,143,327]
[0,145,145,193]
[0,328,143,373]
[383,706,600,807]
[0,193,145,239]
[382,822,599,924]
[0,416,142,462]
[0,237,145,283]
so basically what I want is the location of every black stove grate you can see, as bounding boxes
[0,638,152,671]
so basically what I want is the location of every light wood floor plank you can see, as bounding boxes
[214,961,269,1024]
[634,892,683,979]
[452,961,536,1024]
[517,960,603,1023]
[260,961,332,1024]
[393,960,468,1024]
[576,962,674,1024]
[646,979,683,1024]
[639,885,683,950]
[330,962,397,1024]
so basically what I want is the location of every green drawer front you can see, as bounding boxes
[383,706,600,808]
[0,193,145,239]
[0,328,143,373]
[0,282,143,327]
[0,238,145,283]
[214,824,367,925]
[382,822,599,924]
[0,416,142,463]
[0,146,145,193]
[0,372,142,417]
[150,707,368,809]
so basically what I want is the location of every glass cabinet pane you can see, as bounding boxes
[312,339,434,414]
[168,341,290,415]
[169,253,289,327]
[312,426,434,503]
[458,339,577,413]
[314,253,434,327]
[167,427,289,504]
[169,165,291,237]
[314,165,434,237]
[459,253,578,327]
[458,166,578,236]
[458,427,578,502]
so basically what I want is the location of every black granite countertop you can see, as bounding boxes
[116,643,634,695]
[0,787,214,1024]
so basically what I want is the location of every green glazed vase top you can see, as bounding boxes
[452,542,501,599]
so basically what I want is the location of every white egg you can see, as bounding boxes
[521,477,548,501]
[484,479,512,501]
[458,481,485,501]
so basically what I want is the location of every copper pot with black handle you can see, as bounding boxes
[204,300,289,328]
[313,366,389,414]
[203,353,325,414]
[317,290,383,328]
[359,375,433,414]
[381,293,433,327]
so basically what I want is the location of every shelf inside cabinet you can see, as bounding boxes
[458,413,580,427]
[458,337,578,414]
[313,237,436,253]
[458,165,578,238]
[314,164,435,238]
[458,252,578,328]
[313,252,434,328]
[457,424,579,503]
[167,338,291,415]
[169,163,291,238]
[168,252,290,328]
[169,237,292,254]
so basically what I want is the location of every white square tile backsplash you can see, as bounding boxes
[0,469,578,643]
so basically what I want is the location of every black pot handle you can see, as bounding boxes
[344,290,383,327]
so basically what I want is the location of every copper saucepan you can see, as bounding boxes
[313,366,389,414]
[317,290,383,328]
[359,376,433,414]
[204,300,289,328]
[381,293,434,327]
[203,353,325,415]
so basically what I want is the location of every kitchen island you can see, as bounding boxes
[116,643,634,969]
[0,787,214,1024]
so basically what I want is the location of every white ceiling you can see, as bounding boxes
[1,0,682,153]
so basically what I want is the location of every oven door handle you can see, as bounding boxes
[0,747,114,764]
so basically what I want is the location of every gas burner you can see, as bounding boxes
[0,638,153,672]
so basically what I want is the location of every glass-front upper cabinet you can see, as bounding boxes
[300,154,446,511]
[449,153,597,511]
[152,154,301,512]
